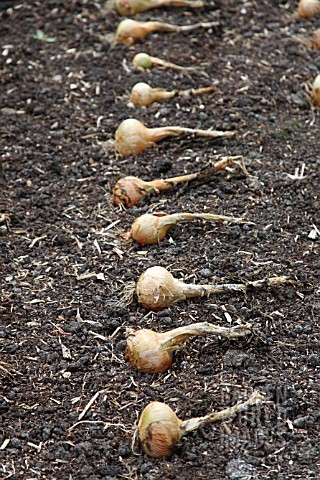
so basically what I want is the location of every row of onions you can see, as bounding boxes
[106,0,303,458]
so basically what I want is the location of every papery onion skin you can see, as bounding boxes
[115,19,150,46]
[132,53,153,70]
[312,74,320,106]
[298,0,320,18]
[138,401,182,457]
[113,176,154,207]
[126,329,173,373]
[130,82,175,107]
[115,119,155,157]
[136,266,185,311]
[115,119,184,157]
[131,213,174,245]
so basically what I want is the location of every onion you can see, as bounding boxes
[126,322,253,374]
[130,82,176,107]
[136,266,289,311]
[113,156,246,208]
[115,119,233,157]
[312,74,320,106]
[297,0,320,18]
[130,82,218,107]
[115,19,219,46]
[138,391,265,457]
[113,174,196,208]
[131,212,246,245]
[132,52,192,71]
[115,0,203,16]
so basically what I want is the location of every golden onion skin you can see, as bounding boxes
[136,266,186,311]
[125,329,173,373]
[138,401,182,457]
[298,0,320,18]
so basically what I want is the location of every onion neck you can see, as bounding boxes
[147,172,201,191]
[179,391,265,436]
[177,20,219,32]
[163,0,203,6]
[145,21,180,32]
[158,322,253,350]
[152,88,176,102]
[148,126,186,142]
[148,179,175,191]
[179,275,289,299]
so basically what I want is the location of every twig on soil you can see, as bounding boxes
[285,163,307,180]
[78,389,106,421]
[68,420,132,433]
[0,362,22,377]
[28,235,47,249]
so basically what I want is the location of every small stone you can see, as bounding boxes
[140,464,153,474]
[33,105,45,115]
[287,92,308,108]
[226,458,259,479]
[198,268,213,279]
[223,349,252,368]
[293,416,310,428]
[10,438,21,448]
[118,442,130,457]
[0,329,8,338]
[308,354,319,367]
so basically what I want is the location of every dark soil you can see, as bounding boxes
[1,1,320,479]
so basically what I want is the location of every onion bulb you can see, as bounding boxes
[136,265,289,311]
[126,322,253,374]
[297,0,320,18]
[131,212,246,246]
[138,391,265,457]
[115,119,233,157]
[312,74,320,106]
[130,82,218,107]
[312,28,320,49]
[132,52,192,71]
[113,156,246,208]
[130,82,175,107]
[115,0,203,16]
[115,19,219,46]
